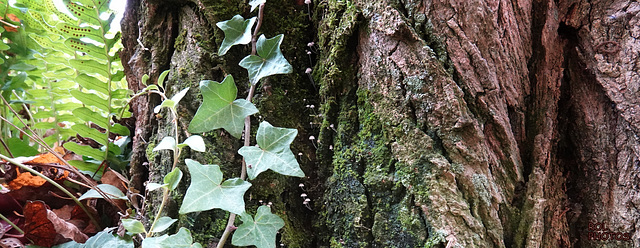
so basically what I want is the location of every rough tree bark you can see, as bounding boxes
[120,0,639,247]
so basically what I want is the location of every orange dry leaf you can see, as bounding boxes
[7,152,70,190]
[6,13,19,22]
[30,152,66,165]
[3,26,17,32]
[8,168,46,190]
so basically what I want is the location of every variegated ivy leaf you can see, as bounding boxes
[177,135,206,152]
[231,206,284,248]
[188,75,258,138]
[217,15,256,56]
[239,34,293,85]
[154,87,189,113]
[238,121,305,179]
[249,0,266,12]
[153,137,176,152]
[179,159,251,215]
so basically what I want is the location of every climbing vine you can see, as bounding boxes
[119,1,304,247]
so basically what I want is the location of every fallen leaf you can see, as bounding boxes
[6,14,19,22]
[47,207,88,243]
[0,238,24,248]
[24,201,89,247]
[24,201,56,247]
[100,169,127,193]
[30,152,65,165]
[52,205,74,220]
[4,26,18,32]
[8,168,46,190]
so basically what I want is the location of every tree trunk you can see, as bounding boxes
[120,0,639,247]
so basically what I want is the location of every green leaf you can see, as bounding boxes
[249,0,266,12]
[10,62,37,71]
[142,74,150,85]
[65,38,108,61]
[231,206,285,248]
[153,137,176,152]
[5,137,39,157]
[239,34,293,85]
[70,90,110,112]
[111,123,131,136]
[72,124,108,145]
[188,75,258,138]
[73,107,108,128]
[64,142,105,161]
[68,160,103,178]
[238,121,304,179]
[216,15,256,56]
[69,59,109,78]
[79,184,128,200]
[76,74,108,95]
[158,70,169,90]
[154,99,175,113]
[141,227,202,248]
[164,167,183,191]
[155,87,189,113]
[150,217,177,234]
[177,135,205,152]
[53,227,134,248]
[179,159,251,215]
[121,219,146,234]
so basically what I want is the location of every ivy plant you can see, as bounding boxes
[118,1,305,248]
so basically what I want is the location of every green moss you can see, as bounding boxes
[145,140,157,161]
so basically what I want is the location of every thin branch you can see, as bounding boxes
[0,135,12,158]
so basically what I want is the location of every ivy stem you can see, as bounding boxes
[0,153,102,230]
[217,3,265,248]
[146,90,181,237]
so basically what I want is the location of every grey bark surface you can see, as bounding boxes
[120,0,640,247]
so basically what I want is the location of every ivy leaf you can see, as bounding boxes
[153,137,176,152]
[164,167,183,191]
[141,227,202,248]
[154,87,189,113]
[79,184,128,200]
[231,206,284,248]
[239,34,293,85]
[150,217,177,234]
[121,219,146,234]
[216,15,256,56]
[188,75,258,138]
[146,183,167,192]
[179,159,251,215]
[238,121,304,179]
[54,227,133,248]
[177,135,206,152]
[248,0,266,12]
